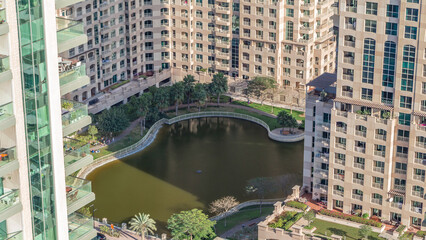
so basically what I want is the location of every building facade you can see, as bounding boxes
[304,0,426,230]
[58,0,336,113]
[0,0,96,238]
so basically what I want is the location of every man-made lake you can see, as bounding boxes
[87,117,303,232]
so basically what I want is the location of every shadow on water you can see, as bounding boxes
[87,118,304,234]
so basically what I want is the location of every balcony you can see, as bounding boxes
[353,179,364,186]
[333,190,344,197]
[66,176,95,214]
[391,202,403,209]
[374,150,385,158]
[59,63,89,95]
[0,147,19,177]
[336,110,348,118]
[56,18,88,53]
[0,102,15,131]
[373,167,384,173]
[56,0,86,9]
[342,74,354,81]
[0,190,22,223]
[64,139,93,176]
[0,9,8,36]
[354,146,365,154]
[68,213,97,240]
[61,100,91,136]
[0,55,12,84]
[371,198,382,205]
[413,175,425,182]
[352,194,363,201]
[372,183,383,189]
[353,163,365,170]
[411,206,423,214]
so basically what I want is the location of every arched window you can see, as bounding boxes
[355,125,367,137]
[412,186,424,197]
[161,19,169,26]
[145,31,153,39]
[161,30,169,37]
[144,20,153,28]
[382,41,396,87]
[196,10,203,18]
[362,38,375,84]
[285,21,293,40]
[196,21,203,29]
[375,129,387,140]
[144,9,152,16]
[401,45,416,92]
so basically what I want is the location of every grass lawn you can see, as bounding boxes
[91,125,147,159]
[215,205,274,235]
[311,219,385,240]
[231,100,305,121]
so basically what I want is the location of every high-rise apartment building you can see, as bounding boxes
[304,0,426,230]
[0,0,96,238]
[58,0,336,114]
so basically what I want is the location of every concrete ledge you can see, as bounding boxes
[65,154,93,176]
[0,160,19,178]
[67,192,95,215]
[60,75,90,96]
[63,115,92,136]
[0,202,22,223]
[0,23,9,36]
[0,115,15,131]
[0,70,12,84]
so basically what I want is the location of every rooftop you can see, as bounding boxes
[307,73,336,100]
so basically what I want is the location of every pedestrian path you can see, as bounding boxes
[220,217,265,238]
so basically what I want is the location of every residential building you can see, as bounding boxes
[58,0,336,114]
[304,0,426,230]
[0,0,96,238]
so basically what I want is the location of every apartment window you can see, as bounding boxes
[382,41,396,87]
[286,8,294,17]
[405,26,417,39]
[285,21,293,41]
[366,2,378,15]
[406,8,419,22]
[399,113,411,126]
[323,113,331,123]
[396,148,408,159]
[362,38,375,84]
[386,5,399,18]
[365,20,377,33]
[407,0,419,2]
[400,96,412,109]
[381,91,393,104]
[398,129,410,142]
[385,22,398,36]
[401,45,416,92]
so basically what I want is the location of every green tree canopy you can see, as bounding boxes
[169,81,185,115]
[97,107,130,135]
[183,75,196,108]
[209,72,228,105]
[193,83,208,111]
[88,125,98,141]
[358,225,372,240]
[167,209,216,240]
[129,213,157,240]
[245,77,276,105]
[277,110,298,132]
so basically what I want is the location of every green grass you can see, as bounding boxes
[215,205,274,235]
[91,126,147,159]
[311,219,385,240]
[111,80,130,90]
[232,101,305,121]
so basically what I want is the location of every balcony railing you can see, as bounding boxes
[395,169,407,175]
[56,18,85,47]
[373,167,384,173]
[63,139,91,168]
[334,174,344,181]
[412,191,424,198]
[353,179,364,185]
[0,55,10,74]
[333,190,344,197]
[374,151,385,158]
[59,63,86,88]
[0,190,19,213]
[394,185,406,191]
[68,212,95,240]
[354,146,365,153]
[0,102,13,124]
[61,100,88,128]
[65,176,92,206]
[397,136,409,142]
[413,175,425,182]
[391,202,403,209]
[336,110,348,118]
[372,183,383,189]
[371,198,382,205]
[411,207,423,214]
[353,163,364,170]
[352,194,363,201]
[343,57,354,64]
[1,231,22,240]
[0,147,17,169]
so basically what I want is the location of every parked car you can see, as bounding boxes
[97,233,106,240]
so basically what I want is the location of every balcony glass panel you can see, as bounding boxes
[59,63,86,87]
[0,147,16,168]
[61,100,88,127]
[66,176,92,206]
[0,55,9,74]
[56,18,85,45]
[68,213,94,240]
[0,190,19,213]
[0,102,13,122]
[63,139,90,168]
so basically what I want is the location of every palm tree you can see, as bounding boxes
[129,213,157,240]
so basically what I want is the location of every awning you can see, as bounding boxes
[335,97,394,111]
[388,189,405,197]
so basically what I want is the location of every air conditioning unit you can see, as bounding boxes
[388,197,393,202]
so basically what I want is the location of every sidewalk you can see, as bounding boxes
[220,217,265,238]
[225,93,305,113]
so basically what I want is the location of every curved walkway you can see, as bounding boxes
[78,111,304,178]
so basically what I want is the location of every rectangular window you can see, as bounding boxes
[386,4,399,18]
[399,113,411,126]
[381,91,393,104]
[406,8,419,21]
[366,2,378,15]
[405,26,417,39]
[365,20,377,33]
[361,88,373,101]
[407,0,419,3]
[400,96,413,109]
[286,8,294,17]
[385,22,398,36]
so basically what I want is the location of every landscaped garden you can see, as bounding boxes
[268,211,304,231]
[232,100,305,121]
[310,219,385,240]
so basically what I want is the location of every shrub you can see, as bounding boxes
[416,231,426,237]
[319,209,382,228]
[286,201,308,211]
[396,225,406,233]
[362,213,369,219]
[268,211,303,231]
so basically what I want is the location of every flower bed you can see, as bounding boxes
[318,209,382,227]
[395,225,406,234]
[286,201,308,211]
[416,231,426,238]
[268,211,304,231]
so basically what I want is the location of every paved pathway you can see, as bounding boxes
[220,217,265,238]
[94,221,160,240]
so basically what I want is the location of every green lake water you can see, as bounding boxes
[87,117,303,233]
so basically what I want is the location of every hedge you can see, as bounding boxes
[396,225,406,234]
[416,231,426,237]
[268,211,304,231]
[318,209,382,228]
[286,201,308,211]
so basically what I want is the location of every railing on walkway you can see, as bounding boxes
[78,111,304,178]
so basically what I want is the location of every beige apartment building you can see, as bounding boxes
[304,0,426,230]
[58,0,336,113]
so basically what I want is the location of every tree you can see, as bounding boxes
[169,81,185,116]
[87,125,98,142]
[209,72,228,106]
[303,211,315,228]
[246,177,275,215]
[245,77,276,105]
[151,86,170,113]
[129,213,157,240]
[193,83,207,112]
[209,196,239,227]
[97,107,130,135]
[167,209,216,240]
[137,93,152,133]
[277,110,298,133]
[358,225,372,240]
[183,75,196,109]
